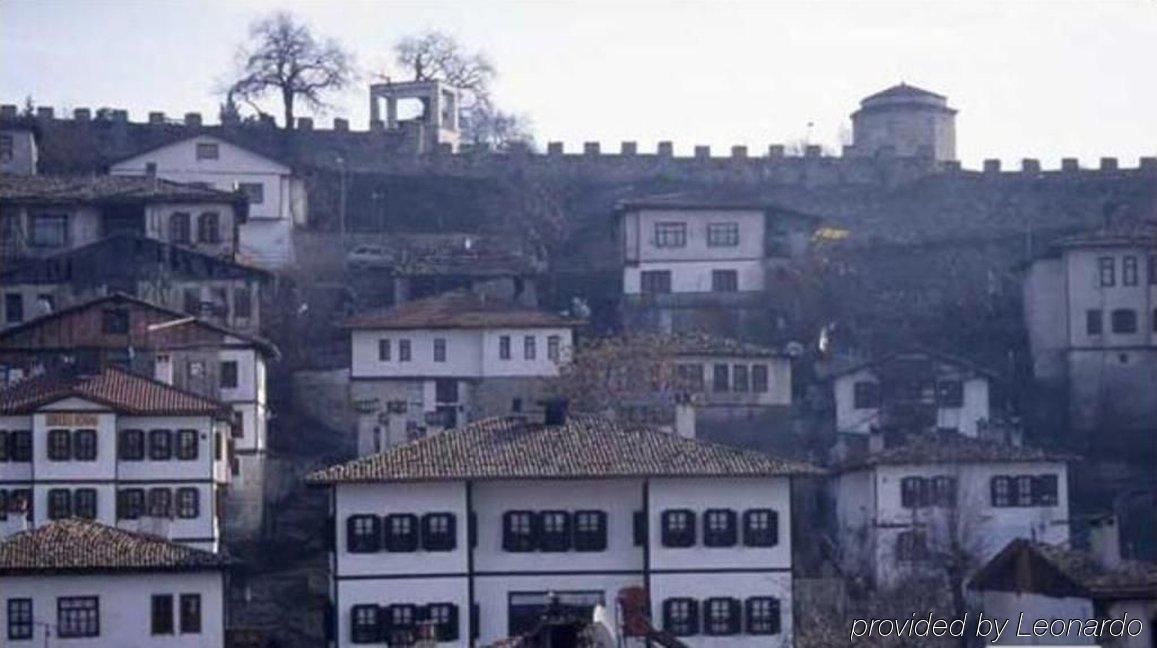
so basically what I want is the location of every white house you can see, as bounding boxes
[832,433,1072,588]
[111,135,307,269]
[970,539,1157,647]
[344,290,581,454]
[305,414,821,647]
[0,366,234,551]
[0,518,229,647]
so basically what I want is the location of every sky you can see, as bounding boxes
[2,0,1155,168]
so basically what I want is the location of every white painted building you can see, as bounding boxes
[0,518,228,646]
[0,126,38,175]
[0,366,234,551]
[345,290,580,454]
[970,539,1157,647]
[305,415,820,647]
[111,135,307,269]
[832,434,1071,588]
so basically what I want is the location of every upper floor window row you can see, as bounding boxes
[377,338,413,362]
[502,509,609,553]
[700,363,771,394]
[651,221,743,249]
[707,222,740,247]
[47,487,98,520]
[900,476,958,508]
[47,429,97,462]
[1087,308,1142,335]
[1099,255,1151,287]
[0,430,33,462]
[118,429,200,461]
[852,379,965,409]
[660,508,779,549]
[347,512,457,554]
[991,474,1059,508]
[663,596,781,637]
[118,487,200,520]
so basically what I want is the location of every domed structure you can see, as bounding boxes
[847,83,957,162]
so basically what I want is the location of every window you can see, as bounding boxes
[117,489,144,520]
[433,338,447,362]
[148,488,172,518]
[346,515,381,553]
[425,603,459,641]
[707,222,739,247]
[4,293,23,323]
[10,489,32,520]
[1034,475,1059,506]
[1087,309,1103,335]
[661,509,695,547]
[937,380,964,407]
[220,361,238,389]
[151,594,174,635]
[1015,475,1035,507]
[179,594,201,634]
[9,431,31,462]
[234,287,252,319]
[119,429,144,460]
[149,429,173,460]
[539,510,571,552]
[1111,309,1138,334]
[0,431,5,462]
[503,511,536,552]
[711,269,739,292]
[743,509,779,547]
[398,339,411,362]
[378,339,391,361]
[197,212,220,243]
[421,513,456,551]
[169,212,191,243]
[524,335,536,360]
[48,428,71,460]
[499,335,511,360]
[703,509,737,547]
[176,488,199,519]
[640,270,672,294]
[73,489,97,519]
[991,476,1012,507]
[29,213,68,248]
[574,510,607,552]
[195,142,219,160]
[1123,256,1138,286]
[384,513,419,552]
[704,598,740,635]
[900,476,929,508]
[385,604,417,645]
[853,381,881,409]
[1098,256,1115,287]
[732,364,749,392]
[350,604,381,644]
[8,598,32,640]
[746,597,781,635]
[663,598,698,636]
[896,531,928,561]
[0,134,12,160]
[182,288,201,315]
[57,597,99,638]
[932,476,958,507]
[752,364,769,392]
[654,221,687,247]
[712,364,729,392]
[73,429,97,461]
[547,335,561,361]
[238,182,264,205]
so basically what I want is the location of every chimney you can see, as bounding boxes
[674,397,696,439]
[543,399,568,426]
[868,427,885,454]
[1088,515,1122,569]
[184,112,202,127]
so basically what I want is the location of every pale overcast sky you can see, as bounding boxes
[2,0,1155,168]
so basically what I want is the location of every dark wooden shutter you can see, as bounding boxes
[441,604,460,641]
[470,604,480,639]
[722,509,737,545]
[687,599,700,635]
[727,598,741,634]
[633,511,647,546]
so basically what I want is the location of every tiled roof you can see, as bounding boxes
[349,233,544,276]
[0,365,231,416]
[306,415,822,484]
[824,346,1001,380]
[837,432,1074,471]
[342,290,582,330]
[861,82,947,103]
[667,332,784,358]
[616,190,822,218]
[0,174,242,205]
[1051,219,1157,249]
[0,519,228,574]
[971,539,1157,600]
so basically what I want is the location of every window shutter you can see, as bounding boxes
[728,598,741,634]
[502,512,516,551]
[345,516,358,552]
[469,512,477,548]
[633,511,647,546]
[662,599,672,631]
[687,599,700,635]
[379,604,394,637]
[723,509,738,546]
[444,605,460,641]
[529,511,543,548]
[770,599,781,634]
[470,603,480,640]
[769,510,780,546]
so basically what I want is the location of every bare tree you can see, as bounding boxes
[227,12,354,130]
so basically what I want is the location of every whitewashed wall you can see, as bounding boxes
[350,327,573,379]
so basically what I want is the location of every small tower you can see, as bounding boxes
[368,79,461,153]
[847,83,957,162]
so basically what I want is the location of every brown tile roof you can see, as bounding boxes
[971,539,1157,600]
[0,366,231,416]
[837,432,1074,471]
[306,415,822,484]
[342,290,583,330]
[0,519,229,574]
[0,174,242,205]
[667,332,784,358]
[349,233,544,276]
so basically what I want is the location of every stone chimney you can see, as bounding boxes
[868,427,885,454]
[1087,515,1122,569]
[674,399,696,439]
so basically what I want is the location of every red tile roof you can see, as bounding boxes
[342,290,582,330]
[306,415,822,484]
[0,519,229,574]
[0,366,231,416]
[836,432,1074,471]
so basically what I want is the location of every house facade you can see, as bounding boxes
[345,290,579,454]
[0,366,233,551]
[0,519,228,647]
[832,435,1071,588]
[0,125,38,176]
[0,293,277,539]
[111,135,306,269]
[306,415,819,647]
